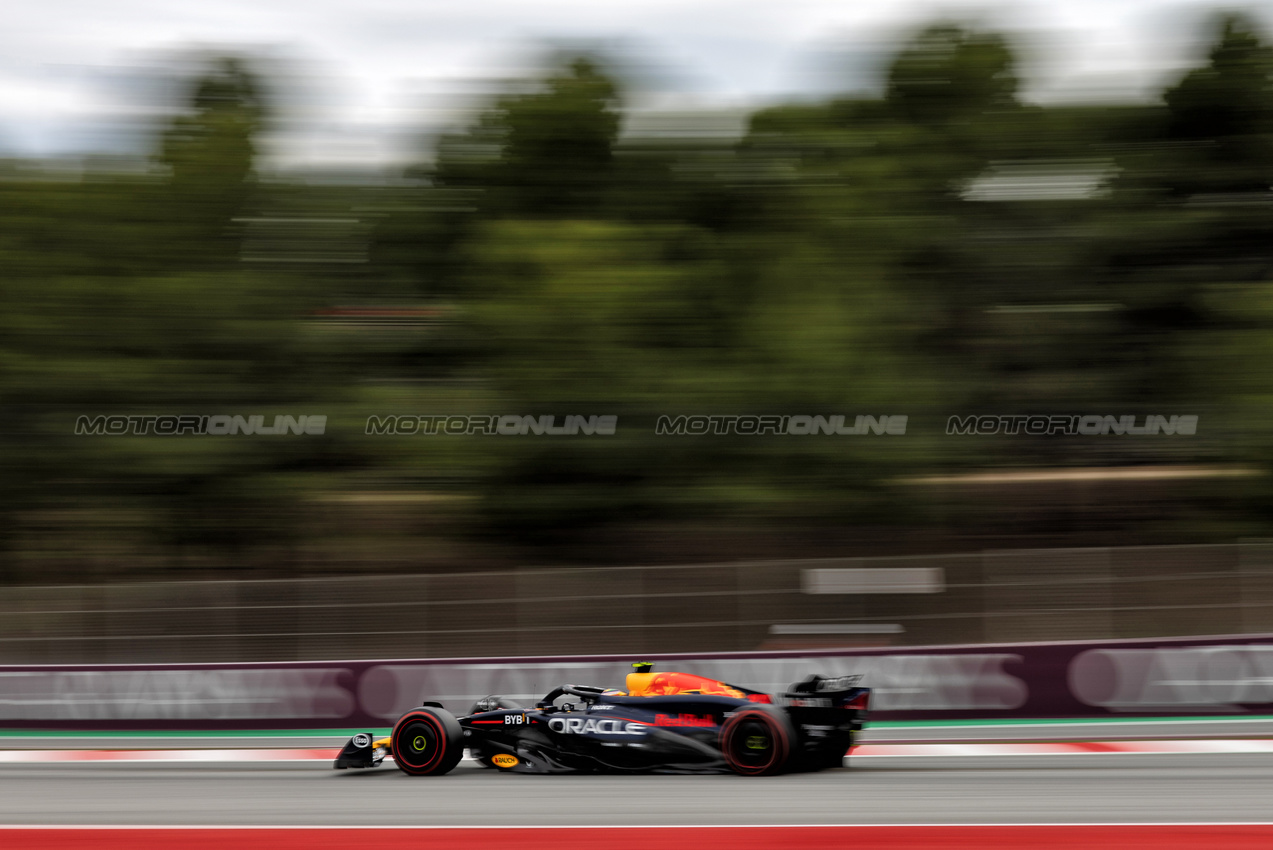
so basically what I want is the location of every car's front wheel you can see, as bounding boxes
[391,707,464,776]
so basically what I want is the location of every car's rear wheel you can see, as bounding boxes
[391,707,464,776]
[720,705,794,776]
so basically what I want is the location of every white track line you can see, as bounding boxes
[853,740,1273,757]
[0,748,338,763]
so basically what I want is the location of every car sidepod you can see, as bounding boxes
[463,695,741,774]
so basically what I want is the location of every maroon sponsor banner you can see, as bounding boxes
[1,634,1271,731]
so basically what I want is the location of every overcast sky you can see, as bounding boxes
[0,0,1257,170]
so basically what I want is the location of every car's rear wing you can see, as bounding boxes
[781,674,870,712]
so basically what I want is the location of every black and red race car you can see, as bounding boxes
[334,664,869,776]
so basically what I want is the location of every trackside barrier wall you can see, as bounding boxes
[1,633,1272,730]
[3,545,1273,664]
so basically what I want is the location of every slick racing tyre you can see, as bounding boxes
[720,704,794,776]
[391,707,464,776]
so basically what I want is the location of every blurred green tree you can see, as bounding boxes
[373,55,622,299]
[157,57,268,266]
[886,24,1018,127]
[0,54,348,581]
[1163,13,1273,195]
[1093,13,1273,416]
[435,55,620,218]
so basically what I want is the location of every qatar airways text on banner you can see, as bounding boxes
[1,635,1271,730]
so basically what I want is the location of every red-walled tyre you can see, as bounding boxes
[720,704,794,776]
[391,707,464,776]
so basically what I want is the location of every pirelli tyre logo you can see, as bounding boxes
[547,717,647,736]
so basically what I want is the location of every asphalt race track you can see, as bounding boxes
[1,753,1270,826]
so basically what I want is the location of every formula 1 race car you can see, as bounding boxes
[334,664,870,776]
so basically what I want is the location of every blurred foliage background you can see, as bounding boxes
[5,15,1273,583]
